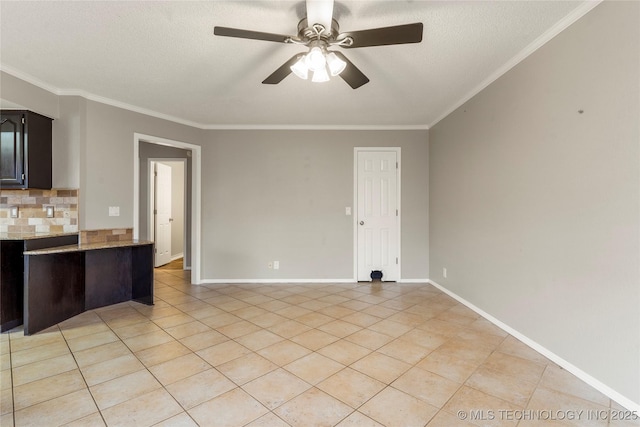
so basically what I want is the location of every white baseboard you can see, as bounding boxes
[427,279,640,413]
[199,278,357,284]
[398,278,430,283]
[170,253,184,261]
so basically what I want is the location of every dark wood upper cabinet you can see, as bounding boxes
[0,110,52,189]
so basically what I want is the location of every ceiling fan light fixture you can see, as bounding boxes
[290,56,309,80]
[311,67,330,83]
[326,52,346,76]
[306,46,326,71]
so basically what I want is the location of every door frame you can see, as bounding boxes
[133,133,202,284]
[353,147,401,282]
[148,158,187,265]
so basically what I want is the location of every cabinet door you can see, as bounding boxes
[0,112,24,187]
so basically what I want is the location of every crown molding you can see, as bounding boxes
[1,65,428,131]
[428,0,603,129]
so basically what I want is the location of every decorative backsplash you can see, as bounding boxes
[0,189,78,234]
[80,228,133,244]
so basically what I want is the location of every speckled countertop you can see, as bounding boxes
[0,231,79,241]
[24,239,153,255]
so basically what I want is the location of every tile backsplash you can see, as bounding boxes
[0,189,79,234]
[80,228,133,244]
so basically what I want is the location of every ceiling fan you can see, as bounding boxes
[213,0,423,89]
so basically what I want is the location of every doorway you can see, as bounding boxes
[133,133,201,284]
[149,160,186,268]
[354,147,401,282]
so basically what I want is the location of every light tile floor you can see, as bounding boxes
[1,268,638,427]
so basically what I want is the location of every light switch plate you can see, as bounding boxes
[108,206,120,217]
[45,206,55,218]
[345,207,351,216]
[10,206,18,218]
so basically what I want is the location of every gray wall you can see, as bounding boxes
[201,129,429,281]
[429,1,639,405]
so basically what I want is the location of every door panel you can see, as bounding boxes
[154,163,172,267]
[357,150,399,281]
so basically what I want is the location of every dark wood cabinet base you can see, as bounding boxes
[22,242,154,335]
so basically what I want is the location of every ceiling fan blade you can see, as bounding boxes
[332,51,369,89]
[306,0,334,34]
[262,54,305,85]
[214,26,292,43]
[337,23,423,48]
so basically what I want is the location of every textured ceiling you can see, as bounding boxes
[0,1,592,128]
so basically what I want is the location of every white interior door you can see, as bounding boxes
[154,162,172,267]
[356,150,399,281]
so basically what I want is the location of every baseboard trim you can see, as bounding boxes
[199,279,358,284]
[427,279,640,412]
[170,253,184,261]
[398,278,430,283]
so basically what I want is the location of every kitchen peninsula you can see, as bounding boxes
[1,233,154,335]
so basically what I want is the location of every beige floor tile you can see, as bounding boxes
[64,411,107,427]
[249,313,289,328]
[112,321,162,340]
[400,328,449,350]
[1,388,12,415]
[149,353,211,386]
[539,364,610,407]
[317,340,371,365]
[417,318,465,337]
[103,313,149,330]
[13,369,86,411]
[198,312,242,329]
[416,347,482,384]
[350,352,411,384]
[81,353,144,386]
[217,320,262,339]
[215,299,252,312]
[317,305,355,319]
[442,386,521,427]
[526,387,610,427]
[230,306,269,321]
[481,351,546,385]
[317,320,362,338]
[235,330,284,351]
[1,369,12,391]
[368,319,413,338]
[196,340,252,366]
[188,388,268,427]
[392,367,461,408]
[465,365,538,407]
[11,353,77,386]
[245,412,291,427]
[10,340,69,368]
[257,340,312,366]
[341,312,381,328]
[60,321,111,341]
[242,368,312,410]
[335,411,385,426]
[273,387,352,427]
[166,369,236,410]
[497,336,551,365]
[294,312,334,328]
[135,340,192,367]
[276,306,314,320]
[317,367,386,408]
[9,330,65,353]
[256,299,291,312]
[267,320,312,339]
[179,330,228,352]
[101,388,183,427]
[387,312,430,327]
[0,412,12,426]
[344,329,394,350]
[14,389,97,427]
[284,353,345,385]
[153,412,199,427]
[378,338,432,365]
[90,369,161,410]
[152,313,196,329]
[360,386,438,427]
[142,306,184,321]
[72,340,131,368]
[122,330,175,352]
[217,353,277,385]
[338,300,372,312]
[183,306,225,320]
[290,329,340,351]
[426,409,478,427]
[66,330,120,353]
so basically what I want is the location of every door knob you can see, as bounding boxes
[359,221,364,225]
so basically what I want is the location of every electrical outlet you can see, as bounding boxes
[273,261,279,270]
[45,206,55,218]
[443,267,447,278]
[10,206,18,218]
